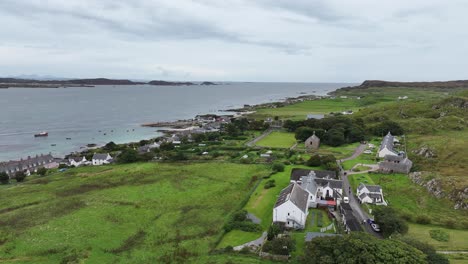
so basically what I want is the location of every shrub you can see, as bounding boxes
[306,154,321,167]
[263,236,295,255]
[272,163,285,172]
[264,179,276,189]
[37,167,47,176]
[415,215,431,225]
[15,171,26,182]
[429,229,449,242]
[0,172,9,184]
[443,219,457,229]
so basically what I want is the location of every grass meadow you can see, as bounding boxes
[347,173,468,229]
[251,98,360,120]
[0,162,270,263]
[255,131,297,149]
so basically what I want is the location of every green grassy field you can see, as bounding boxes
[251,98,360,120]
[255,131,297,149]
[218,165,314,248]
[305,142,360,159]
[406,224,468,251]
[341,155,377,170]
[0,163,270,263]
[366,173,468,227]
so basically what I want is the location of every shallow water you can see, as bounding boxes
[0,82,351,161]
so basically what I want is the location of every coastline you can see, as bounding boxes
[0,84,343,162]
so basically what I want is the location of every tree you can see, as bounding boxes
[0,172,9,184]
[159,142,175,151]
[224,123,241,137]
[295,127,315,141]
[15,171,26,182]
[346,125,365,143]
[263,236,295,255]
[191,133,207,143]
[306,154,322,167]
[302,233,426,264]
[323,128,345,146]
[398,236,449,264]
[374,207,408,238]
[103,141,119,151]
[272,162,285,172]
[37,167,47,176]
[371,120,404,136]
[118,149,139,163]
[267,224,281,240]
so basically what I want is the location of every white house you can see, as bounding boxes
[377,132,399,158]
[356,183,387,206]
[68,156,87,167]
[297,170,343,208]
[273,183,310,229]
[92,153,113,166]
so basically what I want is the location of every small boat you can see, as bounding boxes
[34,132,48,137]
[66,137,72,140]
[51,144,56,146]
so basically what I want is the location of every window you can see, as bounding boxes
[287,221,290,225]
[288,213,290,216]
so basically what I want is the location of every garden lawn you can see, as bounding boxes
[251,98,360,120]
[255,131,296,149]
[406,224,468,251]
[216,230,260,249]
[315,142,361,160]
[342,155,377,170]
[0,162,270,263]
[348,173,376,192]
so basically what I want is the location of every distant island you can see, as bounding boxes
[0,77,218,88]
[333,79,468,93]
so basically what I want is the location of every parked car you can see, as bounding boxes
[371,223,381,232]
[343,197,349,203]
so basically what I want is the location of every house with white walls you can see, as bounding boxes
[92,153,113,166]
[273,183,310,229]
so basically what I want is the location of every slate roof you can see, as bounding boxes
[69,156,84,162]
[315,179,343,189]
[379,132,396,152]
[358,183,382,193]
[274,183,309,213]
[0,154,54,175]
[92,153,111,160]
[384,154,405,162]
[290,169,336,182]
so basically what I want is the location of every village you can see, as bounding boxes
[0,108,416,257]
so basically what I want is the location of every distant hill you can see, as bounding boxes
[359,80,468,88]
[148,80,195,86]
[0,77,145,88]
[0,78,219,88]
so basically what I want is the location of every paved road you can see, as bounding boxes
[245,129,273,147]
[233,232,267,251]
[339,143,382,238]
[341,143,367,162]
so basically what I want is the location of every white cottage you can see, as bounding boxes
[92,153,113,166]
[273,183,310,229]
[68,156,87,167]
[356,183,387,206]
[296,170,343,208]
[377,132,399,158]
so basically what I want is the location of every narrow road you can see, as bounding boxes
[341,143,366,162]
[245,129,273,147]
[233,232,267,251]
[338,143,382,238]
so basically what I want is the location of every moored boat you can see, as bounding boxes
[34,132,48,137]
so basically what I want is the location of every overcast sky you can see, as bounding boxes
[1,0,467,82]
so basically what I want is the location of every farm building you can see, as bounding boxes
[378,154,413,174]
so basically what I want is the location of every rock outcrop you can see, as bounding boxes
[409,172,467,210]
[412,146,437,158]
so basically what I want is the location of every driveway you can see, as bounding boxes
[233,232,267,251]
[341,143,366,162]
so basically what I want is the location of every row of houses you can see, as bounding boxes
[68,153,113,167]
[0,154,57,177]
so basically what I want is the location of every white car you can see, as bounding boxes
[343,197,349,203]
[371,223,381,232]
